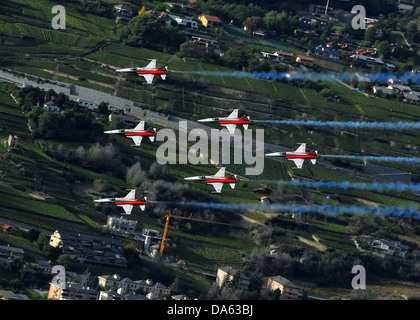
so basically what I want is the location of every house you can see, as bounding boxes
[403,93,420,103]
[259,196,271,204]
[43,101,63,114]
[190,36,219,50]
[309,4,327,16]
[296,55,315,66]
[77,99,95,110]
[35,259,53,273]
[350,54,384,70]
[114,4,133,21]
[97,274,170,299]
[49,230,127,269]
[198,14,221,28]
[0,245,24,261]
[108,112,137,126]
[172,294,190,300]
[261,51,294,63]
[299,17,328,28]
[0,290,30,300]
[172,16,198,30]
[371,239,409,257]
[99,290,148,300]
[312,44,340,60]
[146,9,172,26]
[48,282,98,300]
[7,135,18,149]
[372,86,394,96]
[266,275,300,300]
[398,0,416,11]
[107,215,137,234]
[387,84,412,94]
[2,225,12,232]
[216,266,250,290]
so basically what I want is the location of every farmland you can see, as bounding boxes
[0,0,419,300]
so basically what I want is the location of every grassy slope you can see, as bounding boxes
[0,0,419,295]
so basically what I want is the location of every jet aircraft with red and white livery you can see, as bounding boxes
[116,59,170,84]
[197,109,251,134]
[265,143,319,169]
[104,121,157,146]
[184,167,239,193]
[94,189,149,214]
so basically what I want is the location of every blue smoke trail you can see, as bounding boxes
[177,70,420,84]
[155,201,420,219]
[322,155,420,164]
[248,180,420,193]
[253,119,420,131]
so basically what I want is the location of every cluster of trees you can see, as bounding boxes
[13,86,105,142]
[29,110,104,142]
[119,14,185,53]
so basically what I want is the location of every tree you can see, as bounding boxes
[264,10,292,36]
[126,14,163,49]
[364,26,376,45]
[405,20,419,43]
[320,87,334,99]
[242,16,265,34]
[248,58,270,72]
[55,254,76,270]
[98,101,109,115]
[376,40,390,59]
[225,46,252,69]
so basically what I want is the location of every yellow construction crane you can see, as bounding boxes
[159,210,229,255]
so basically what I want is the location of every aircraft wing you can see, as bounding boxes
[134,121,145,130]
[210,183,224,193]
[130,136,143,146]
[290,158,304,169]
[118,204,133,214]
[295,143,306,153]
[214,167,225,177]
[145,59,156,69]
[227,109,238,119]
[124,189,136,199]
[141,74,155,84]
[222,123,236,134]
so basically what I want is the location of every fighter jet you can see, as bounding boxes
[265,143,319,169]
[116,59,170,84]
[104,121,157,146]
[184,167,239,193]
[94,189,149,214]
[197,109,251,134]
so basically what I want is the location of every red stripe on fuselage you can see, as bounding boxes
[286,155,316,159]
[115,201,147,205]
[125,132,154,137]
[205,179,236,184]
[218,120,249,125]
[136,70,165,75]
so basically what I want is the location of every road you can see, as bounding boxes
[0,68,413,184]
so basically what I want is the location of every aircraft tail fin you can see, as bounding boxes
[243,124,248,130]
[149,132,156,142]
[311,159,317,164]
[160,74,166,80]
[140,205,146,211]
[230,183,236,189]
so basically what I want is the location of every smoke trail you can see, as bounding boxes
[155,201,420,219]
[322,155,420,164]
[253,119,420,131]
[246,179,420,193]
[177,70,420,84]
